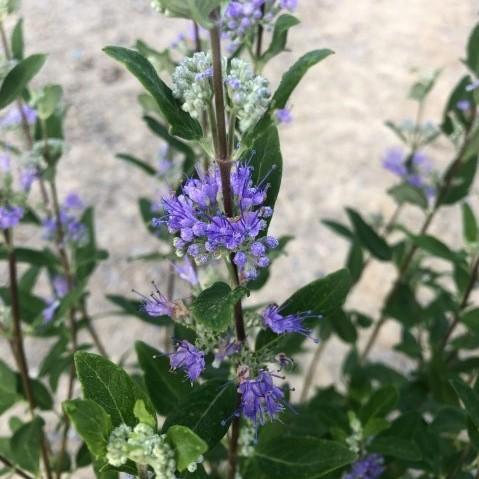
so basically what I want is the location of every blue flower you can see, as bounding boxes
[135,283,174,318]
[169,340,205,382]
[0,206,24,230]
[238,370,285,426]
[343,454,385,479]
[262,304,320,341]
[275,108,293,124]
[0,104,37,129]
[174,257,198,286]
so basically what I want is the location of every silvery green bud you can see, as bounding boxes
[106,424,131,467]
[226,58,270,132]
[172,52,214,119]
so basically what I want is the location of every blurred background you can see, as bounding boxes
[1,0,478,390]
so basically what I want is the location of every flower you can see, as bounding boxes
[155,163,278,281]
[0,104,36,129]
[343,454,385,479]
[19,167,38,192]
[169,340,205,382]
[466,79,479,92]
[213,338,242,367]
[262,304,320,341]
[42,300,60,324]
[456,99,472,112]
[42,193,86,244]
[174,257,198,286]
[42,275,70,324]
[238,370,285,426]
[0,206,23,229]
[135,283,174,318]
[275,107,293,124]
[222,0,298,50]
[0,153,10,172]
[382,147,436,198]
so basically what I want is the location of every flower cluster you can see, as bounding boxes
[169,339,205,382]
[106,423,177,479]
[222,0,298,50]
[382,147,436,198]
[0,104,37,129]
[172,52,270,132]
[156,163,278,282]
[172,51,213,120]
[0,205,23,230]
[343,454,385,479]
[226,58,271,132]
[43,193,87,244]
[42,275,69,324]
[238,370,285,426]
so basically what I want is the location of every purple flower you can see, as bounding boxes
[155,163,278,281]
[343,454,385,479]
[213,338,241,367]
[174,257,198,286]
[135,283,174,318]
[456,100,472,112]
[262,304,319,341]
[0,154,11,172]
[280,0,297,11]
[63,193,84,210]
[42,300,60,324]
[466,79,479,92]
[382,148,407,177]
[169,340,205,382]
[19,167,38,192]
[0,104,37,129]
[275,108,293,124]
[52,275,69,298]
[0,206,24,230]
[238,370,285,426]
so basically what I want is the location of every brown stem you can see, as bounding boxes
[0,454,35,479]
[300,340,327,402]
[210,15,246,479]
[360,124,476,362]
[4,230,53,479]
[193,21,202,53]
[440,255,479,351]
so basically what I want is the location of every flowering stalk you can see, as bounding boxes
[360,122,478,362]
[209,13,246,479]
[3,229,53,479]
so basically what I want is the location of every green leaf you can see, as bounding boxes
[346,241,364,284]
[11,17,24,60]
[442,76,475,135]
[162,380,236,448]
[10,417,44,473]
[408,70,440,102]
[272,49,334,109]
[247,123,283,216]
[36,84,62,120]
[410,234,457,262]
[466,24,479,75]
[133,399,156,428]
[441,154,478,205]
[369,436,422,461]
[328,310,357,344]
[0,54,47,109]
[103,47,202,140]
[256,269,352,352]
[186,0,222,29]
[359,386,398,424]
[0,245,59,267]
[388,183,428,210]
[63,399,112,459]
[166,425,208,472]
[253,437,355,479]
[0,360,19,415]
[461,308,479,335]
[346,208,392,261]
[260,14,300,65]
[116,153,156,176]
[191,282,248,333]
[451,377,479,429]
[321,219,355,240]
[462,202,478,244]
[16,376,54,410]
[74,351,156,428]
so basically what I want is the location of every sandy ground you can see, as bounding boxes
[0,0,478,473]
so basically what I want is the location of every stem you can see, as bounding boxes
[4,230,53,479]
[193,21,202,53]
[360,125,476,362]
[210,15,246,479]
[163,263,176,353]
[254,3,266,71]
[440,255,479,351]
[0,454,35,479]
[300,340,327,402]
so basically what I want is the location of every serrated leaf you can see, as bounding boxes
[74,351,156,428]
[166,425,208,472]
[162,380,236,448]
[103,46,201,140]
[0,54,47,109]
[63,399,112,459]
[253,437,355,479]
[272,49,334,109]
